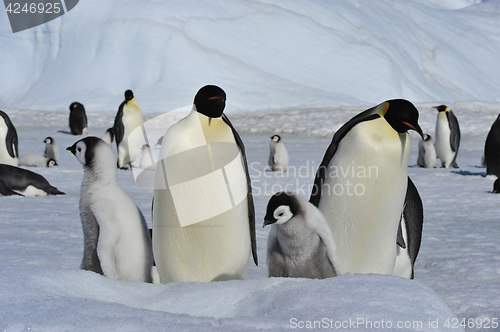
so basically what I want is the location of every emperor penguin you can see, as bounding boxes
[0,110,19,166]
[67,137,153,282]
[268,135,289,172]
[102,127,114,146]
[492,178,500,194]
[69,102,88,136]
[19,153,57,167]
[309,99,423,276]
[152,85,257,283]
[264,192,342,279]
[43,137,59,164]
[484,114,500,177]
[417,134,437,168]
[0,164,65,196]
[113,90,145,169]
[434,105,460,168]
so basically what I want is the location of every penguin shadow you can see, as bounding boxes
[57,130,73,135]
[451,170,487,177]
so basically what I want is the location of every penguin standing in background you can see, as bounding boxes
[19,153,56,167]
[102,127,114,146]
[0,110,19,166]
[434,105,460,168]
[264,192,341,279]
[153,85,257,283]
[268,135,289,172]
[310,99,423,277]
[0,164,64,196]
[113,90,145,169]
[67,137,153,282]
[43,137,59,164]
[484,114,500,177]
[69,102,88,136]
[417,134,437,168]
[492,178,500,194]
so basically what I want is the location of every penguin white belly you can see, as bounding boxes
[318,118,410,275]
[0,126,17,166]
[16,185,48,197]
[393,217,412,279]
[119,106,144,167]
[153,110,251,282]
[271,145,289,171]
[435,114,454,167]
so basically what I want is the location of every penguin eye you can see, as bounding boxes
[77,147,82,152]
[278,212,284,217]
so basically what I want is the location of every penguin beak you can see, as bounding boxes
[403,122,424,139]
[66,145,76,155]
[263,219,276,227]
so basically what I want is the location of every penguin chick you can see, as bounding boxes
[43,137,59,164]
[67,136,153,282]
[268,135,289,172]
[417,134,436,168]
[19,153,56,167]
[264,192,341,279]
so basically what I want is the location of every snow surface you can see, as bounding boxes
[0,0,500,113]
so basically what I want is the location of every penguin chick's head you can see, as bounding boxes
[194,85,226,118]
[67,136,104,167]
[47,159,57,167]
[271,135,281,143]
[383,99,424,138]
[433,105,448,112]
[44,137,53,144]
[124,89,134,102]
[422,134,432,141]
[263,192,299,227]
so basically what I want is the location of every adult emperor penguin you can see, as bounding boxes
[309,99,423,276]
[268,135,289,172]
[484,114,500,177]
[0,164,65,196]
[43,137,59,164]
[67,136,153,282]
[417,134,437,168]
[434,105,460,168]
[69,102,88,136]
[153,85,257,283]
[19,153,57,167]
[113,90,145,169]
[264,192,341,279]
[0,110,19,166]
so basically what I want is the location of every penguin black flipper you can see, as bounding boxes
[400,177,423,279]
[113,102,126,151]
[222,114,258,266]
[0,111,19,159]
[0,164,65,195]
[0,178,23,196]
[309,108,380,207]
[447,111,460,168]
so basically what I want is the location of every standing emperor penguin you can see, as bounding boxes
[67,137,153,282]
[417,134,437,168]
[484,114,500,177]
[434,105,460,168]
[153,85,257,283]
[264,192,342,279]
[69,102,88,136]
[309,99,423,276]
[0,110,19,166]
[43,137,59,164]
[268,135,289,172]
[113,90,145,169]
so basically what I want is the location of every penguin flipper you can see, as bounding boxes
[447,111,460,153]
[310,108,380,207]
[222,114,258,266]
[5,117,19,159]
[113,102,126,148]
[0,178,23,196]
[396,219,406,249]
[402,177,424,278]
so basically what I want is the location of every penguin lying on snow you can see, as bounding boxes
[310,99,423,278]
[0,110,19,166]
[434,105,460,168]
[268,135,289,172]
[264,192,341,279]
[417,134,436,168]
[67,136,153,282]
[43,137,59,164]
[69,102,88,136]
[0,164,64,196]
[19,153,56,167]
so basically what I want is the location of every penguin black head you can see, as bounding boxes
[125,90,134,102]
[383,99,424,138]
[493,178,500,194]
[47,159,57,167]
[69,102,83,112]
[264,192,300,227]
[271,135,281,142]
[194,85,226,118]
[67,136,102,167]
[433,105,448,112]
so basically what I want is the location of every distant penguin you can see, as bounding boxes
[69,102,88,136]
[0,110,19,166]
[434,105,460,168]
[484,114,500,177]
[393,177,424,279]
[67,136,153,282]
[0,164,65,196]
[113,90,144,169]
[102,127,114,146]
[153,85,257,283]
[268,135,289,172]
[264,192,341,279]
[19,153,56,167]
[310,99,423,276]
[417,134,437,168]
[43,137,59,164]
